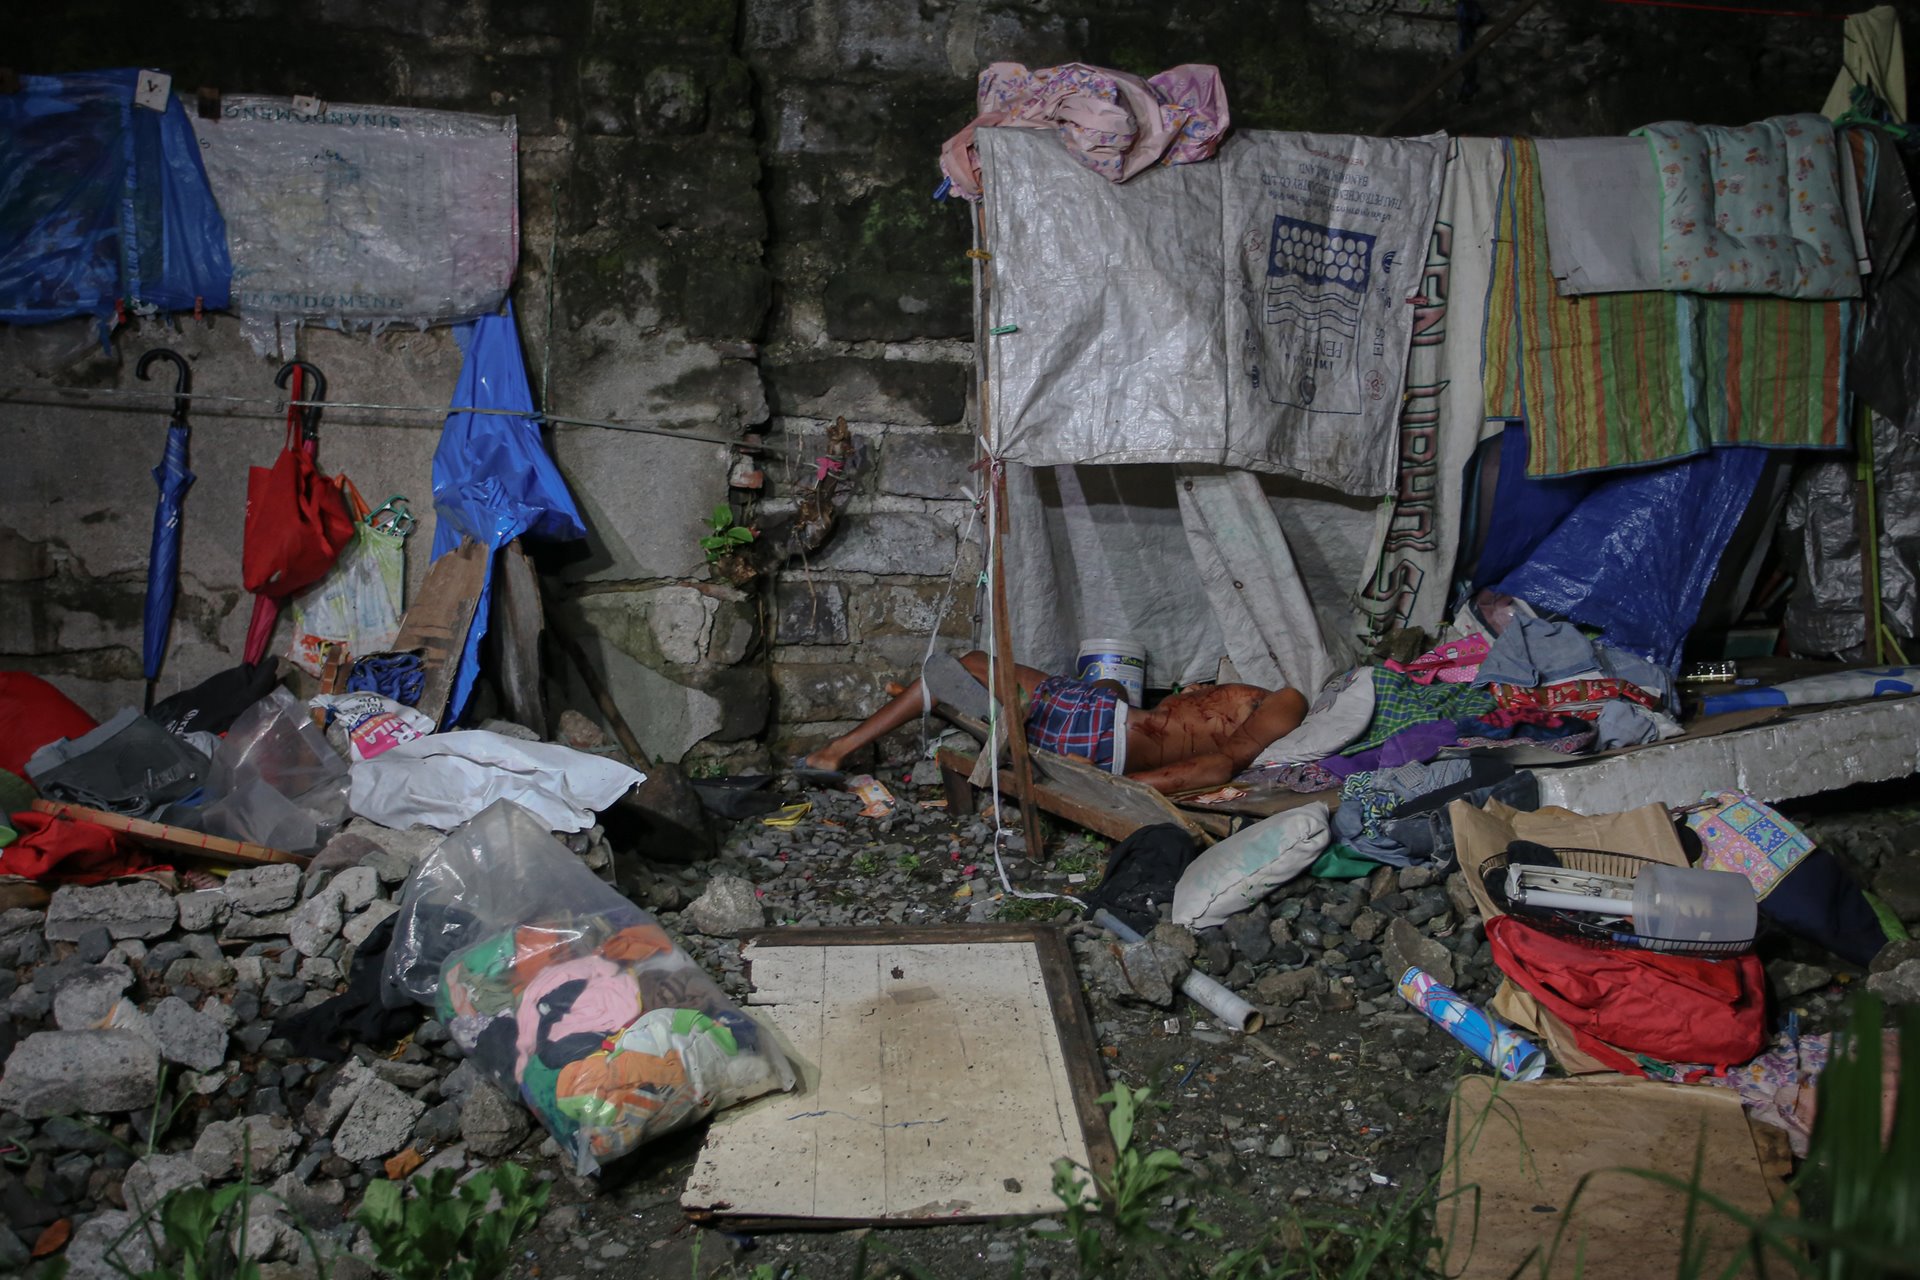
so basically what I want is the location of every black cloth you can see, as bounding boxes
[273,914,420,1062]
[1852,130,1920,432]
[25,708,209,817]
[1080,823,1199,934]
[1375,760,1540,869]
[148,661,282,738]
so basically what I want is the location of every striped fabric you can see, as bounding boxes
[1682,294,1849,450]
[1487,137,1850,477]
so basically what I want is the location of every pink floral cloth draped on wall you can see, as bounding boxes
[939,62,1231,200]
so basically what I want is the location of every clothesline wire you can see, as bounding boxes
[1600,0,1847,19]
[0,385,746,447]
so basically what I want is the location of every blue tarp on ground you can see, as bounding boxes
[0,69,231,327]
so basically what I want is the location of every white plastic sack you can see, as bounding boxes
[1172,803,1330,929]
[1250,668,1376,769]
[348,730,643,832]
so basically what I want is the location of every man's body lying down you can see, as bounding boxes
[796,650,1306,795]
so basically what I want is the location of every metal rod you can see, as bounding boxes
[1376,0,1545,134]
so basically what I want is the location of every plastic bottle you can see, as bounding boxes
[1631,863,1756,949]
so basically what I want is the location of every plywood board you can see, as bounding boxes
[1440,1075,1784,1280]
[682,929,1109,1226]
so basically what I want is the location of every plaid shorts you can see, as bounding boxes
[1024,676,1120,770]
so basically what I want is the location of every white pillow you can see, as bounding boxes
[1172,803,1331,929]
[1248,667,1376,769]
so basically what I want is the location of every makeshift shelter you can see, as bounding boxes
[962,107,1918,829]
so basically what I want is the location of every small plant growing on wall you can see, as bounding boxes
[701,503,757,562]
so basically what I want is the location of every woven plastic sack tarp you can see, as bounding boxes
[382,801,794,1174]
[1493,447,1767,669]
[0,69,231,327]
[190,96,516,352]
[980,126,1446,496]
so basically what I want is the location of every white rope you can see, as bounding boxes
[0,385,746,446]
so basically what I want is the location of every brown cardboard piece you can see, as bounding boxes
[1440,1074,1783,1279]
[389,537,489,728]
[1450,798,1689,1075]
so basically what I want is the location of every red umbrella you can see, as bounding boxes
[241,361,355,663]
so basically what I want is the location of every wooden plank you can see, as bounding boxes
[936,746,1204,845]
[1030,925,1119,1181]
[29,800,304,867]
[1179,786,1339,820]
[940,759,976,815]
[683,929,1108,1227]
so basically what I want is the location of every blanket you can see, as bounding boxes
[1489,138,1851,477]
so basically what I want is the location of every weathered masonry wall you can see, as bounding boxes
[4,0,1847,768]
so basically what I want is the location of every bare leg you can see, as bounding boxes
[801,651,1056,771]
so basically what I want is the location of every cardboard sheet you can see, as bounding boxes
[681,929,1109,1226]
[1451,799,1688,1074]
[1441,1075,1782,1279]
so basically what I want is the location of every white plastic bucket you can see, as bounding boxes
[1076,637,1146,707]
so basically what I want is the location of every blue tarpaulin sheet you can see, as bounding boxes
[0,69,231,326]
[1493,444,1767,669]
[431,303,586,724]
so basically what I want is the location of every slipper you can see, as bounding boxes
[788,755,847,785]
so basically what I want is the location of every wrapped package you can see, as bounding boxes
[382,801,793,1173]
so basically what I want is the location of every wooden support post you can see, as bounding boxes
[941,758,977,815]
[973,202,1049,862]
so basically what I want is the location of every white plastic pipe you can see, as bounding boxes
[1093,909,1265,1034]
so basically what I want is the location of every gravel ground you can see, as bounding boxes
[511,768,1914,1280]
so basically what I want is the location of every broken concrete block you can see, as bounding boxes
[0,1029,160,1117]
[148,996,229,1072]
[46,881,176,941]
[331,1076,427,1163]
[684,874,764,937]
[1381,918,1455,989]
[223,864,303,914]
[50,963,134,1030]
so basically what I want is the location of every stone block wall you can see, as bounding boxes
[5,0,1849,768]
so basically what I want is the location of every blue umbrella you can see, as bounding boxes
[136,349,195,711]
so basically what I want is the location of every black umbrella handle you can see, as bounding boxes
[136,349,193,425]
[275,360,327,442]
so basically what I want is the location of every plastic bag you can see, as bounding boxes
[382,800,793,1173]
[190,688,350,852]
[309,692,434,763]
[0,69,231,327]
[289,482,405,676]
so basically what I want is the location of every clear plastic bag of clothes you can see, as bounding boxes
[382,800,794,1174]
[191,688,350,852]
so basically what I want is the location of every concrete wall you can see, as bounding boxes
[3,0,1849,767]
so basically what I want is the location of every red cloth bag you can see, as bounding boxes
[1,810,159,884]
[241,422,356,600]
[0,672,99,777]
[1486,914,1768,1075]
